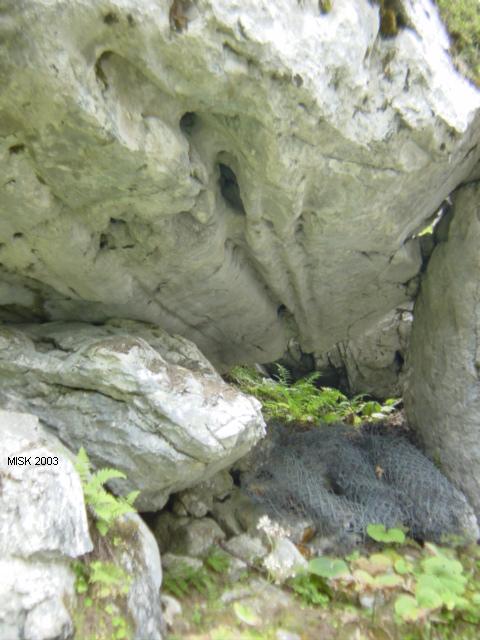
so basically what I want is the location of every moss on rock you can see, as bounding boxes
[435,0,480,87]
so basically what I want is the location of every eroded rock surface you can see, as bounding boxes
[0,0,479,368]
[405,181,480,519]
[0,319,265,510]
[316,305,413,398]
[0,410,92,640]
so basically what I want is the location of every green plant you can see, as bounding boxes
[72,448,139,640]
[394,545,472,624]
[191,604,204,628]
[204,547,231,574]
[296,535,480,635]
[287,521,480,631]
[435,0,480,86]
[228,365,399,426]
[308,556,350,579]
[289,556,349,607]
[73,559,90,595]
[289,572,330,606]
[75,447,139,536]
[367,524,407,545]
[89,561,131,598]
[74,559,131,599]
[72,559,132,640]
[163,562,217,599]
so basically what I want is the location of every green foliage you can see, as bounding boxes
[367,524,407,545]
[163,562,217,599]
[393,546,472,624]
[435,0,480,86]
[289,572,330,606]
[73,560,89,595]
[72,448,139,640]
[204,548,231,574]
[228,365,399,426]
[163,548,232,609]
[191,604,204,628]
[164,542,480,638]
[289,556,349,606]
[75,447,139,536]
[308,556,349,579]
[287,535,480,638]
[89,561,131,598]
[74,559,131,599]
[72,559,132,640]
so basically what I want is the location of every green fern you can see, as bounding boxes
[273,363,292,386]
[75,447,139,536]
[163,562,216,599]
[228,365,399,426]
[204,548,230,574]
[73,558,132,638]
[75,446,93,483]
[89,561,131,598]
[73,449,137,640]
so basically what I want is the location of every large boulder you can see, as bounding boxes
[404,181,480,519]
[0,409,164,640]
[0,410,92,640]
[0,0,479,369]
[0,319,265,510]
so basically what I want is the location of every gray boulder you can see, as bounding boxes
[122,514,164,640]
[0,0,479,369]
[0,320,265,511]
[153,514,226,558]
[0,410,92,560]
[405,182,480,520]
[173,469,234,518]
[223,533,268,565]
[0,410,92,640]
[0,558,76,640]
[0,409,164,640]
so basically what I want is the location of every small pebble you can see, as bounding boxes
[359,593,375,609]
[160,594,182,627]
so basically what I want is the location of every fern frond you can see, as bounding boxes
[274,363,291,385]
[75,447,91,482]
[89,468,127,489]
[75,446,140,536]
[125,490,140,506]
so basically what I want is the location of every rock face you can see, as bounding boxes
[0,319,265,510]
[0,0,479,369]
[404,182,480,519]
[0,410,92,640]
[315,305,413,398]
[0,411,92,560]
[0,409,164,640]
